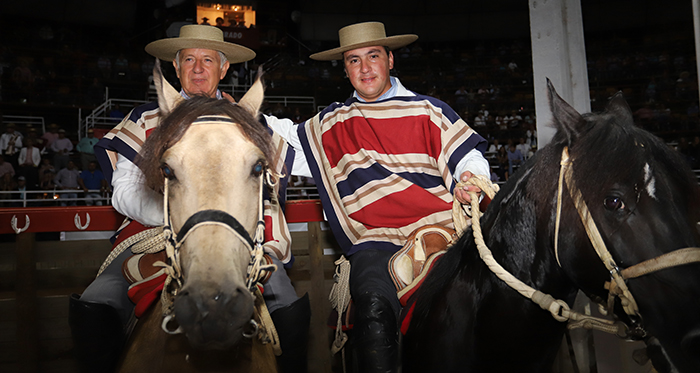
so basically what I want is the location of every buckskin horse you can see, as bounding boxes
[116,64,279,372]
[402,81,700,372]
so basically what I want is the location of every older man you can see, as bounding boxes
[268,21,489,372]
[73,25,307,372]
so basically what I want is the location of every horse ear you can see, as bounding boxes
[606,92,634,126]
[547,78,585,145]
[238,66,264,118]
[153,59,183,116]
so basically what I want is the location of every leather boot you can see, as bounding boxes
[351,292,399,373]
[69,293,125,373]
[270,293,311,373]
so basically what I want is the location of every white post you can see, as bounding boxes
[529,0,590,148]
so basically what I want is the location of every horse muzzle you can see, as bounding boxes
[172,282,254,350]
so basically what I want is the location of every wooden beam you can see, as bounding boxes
[15,232,38,373]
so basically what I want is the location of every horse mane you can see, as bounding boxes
[137,96,273,193]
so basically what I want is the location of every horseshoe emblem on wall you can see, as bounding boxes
[11,215,30,234]
[74,213,91,230]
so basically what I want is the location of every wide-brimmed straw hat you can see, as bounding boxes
[145,24,255,64]
[310,21,418,61]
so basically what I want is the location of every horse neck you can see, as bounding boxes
[478,156,579,298]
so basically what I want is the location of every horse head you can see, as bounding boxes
[138,61,272,350]
[545,80,700,372]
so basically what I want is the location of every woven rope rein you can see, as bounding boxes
[454,175,626,336]
[96,226,165,278]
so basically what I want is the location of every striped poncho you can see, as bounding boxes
[94,101,296,265]
[298,95,487,256]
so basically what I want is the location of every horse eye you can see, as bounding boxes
[603,196,625,211]
[161,164,175,180]
[252,161,264,177]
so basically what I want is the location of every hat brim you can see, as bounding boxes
[145,38,256,64]
[310,34,418,61]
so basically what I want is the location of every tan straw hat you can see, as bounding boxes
[310,21,418,61]
[145,24,255,64]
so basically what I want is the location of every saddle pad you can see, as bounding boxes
[388,225,455,292]
[122,251,168,284]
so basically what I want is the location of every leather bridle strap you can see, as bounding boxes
[555,146,700,320]
[175,209,256,249]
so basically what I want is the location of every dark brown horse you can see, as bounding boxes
[403,81,700,372]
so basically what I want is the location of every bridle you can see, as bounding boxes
[553,146,700,338]
[460,146,700,339]
[156,116,278,340]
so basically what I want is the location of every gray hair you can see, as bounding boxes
[174,50,228,69]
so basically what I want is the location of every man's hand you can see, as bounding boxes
[454,171,482,204]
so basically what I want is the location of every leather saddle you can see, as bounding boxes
[388,225,456,303]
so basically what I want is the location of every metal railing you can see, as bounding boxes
[79,98,147,139]
[0,189,112,208]
[1,115,45,134]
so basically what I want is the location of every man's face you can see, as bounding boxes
[343,46,394,102]
[174,48,230,98]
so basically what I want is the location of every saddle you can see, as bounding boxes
[388,225,456,303]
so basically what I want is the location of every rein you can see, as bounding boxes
[457,146,700,338]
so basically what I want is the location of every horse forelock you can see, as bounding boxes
[570,113,698,211]
[137,97,272,193]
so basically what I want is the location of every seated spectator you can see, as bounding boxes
[0,155,15,191]
[507,143,524,176]
[77,129,99,170]
[488,139,502,154]
[38,157,55,182]
[473,113,487,127]
[516,137,530,159]
[25,126,43,150]
[11,176,28,207]
[454,85,468,112]
[78,161,107,206]
[51,129,73,171]
[17,138,41,189]
[54,160,80,206]
[490,169,500,183]
[109,104,125,121]
[0,123,23,169]
[39,168,56,190]
[41,123,60,156]
[496,146,509,181]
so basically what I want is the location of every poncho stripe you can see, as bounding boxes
[299,95,486,256]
